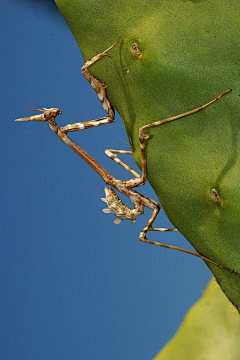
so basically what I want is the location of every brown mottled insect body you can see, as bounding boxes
[15,39,238,277]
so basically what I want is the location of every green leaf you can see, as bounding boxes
[154,278,240,360]
[55,0,240,310]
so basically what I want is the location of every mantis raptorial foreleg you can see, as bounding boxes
[15,39,239,276]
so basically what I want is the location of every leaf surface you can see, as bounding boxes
[55,0,240,310]
[154,278,240,360]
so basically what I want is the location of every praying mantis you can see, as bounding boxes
[15,38,239,277]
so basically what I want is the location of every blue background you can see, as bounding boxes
[1,1,211,359]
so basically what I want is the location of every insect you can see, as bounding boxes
[15,38,239,277]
